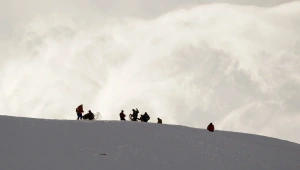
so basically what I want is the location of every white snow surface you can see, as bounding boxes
[0,116,299,170]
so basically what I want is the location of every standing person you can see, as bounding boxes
[76,104,84,120]
[157,118,162,124]
[120,110,126,121]
[207,123,215,132]
[130,109,135,121]
[134,108,139,121]
[131,108,139,121]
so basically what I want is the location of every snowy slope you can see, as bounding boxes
[0,116,299,170]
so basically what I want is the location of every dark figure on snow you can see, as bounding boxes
[207,123,215,132]
[120,110,126,121]
[83,110,95,120]
[157,118,162,124]
[141,112,150,122]
[138,114,143,121]
[130,108,139,121]
[76,104,84,120]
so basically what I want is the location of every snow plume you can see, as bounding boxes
[0,0,300,143]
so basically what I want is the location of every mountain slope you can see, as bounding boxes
[0,116,299,170]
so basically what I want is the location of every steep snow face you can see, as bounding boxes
[0,116,299,170]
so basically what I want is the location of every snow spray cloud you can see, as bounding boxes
[1,0,300,143]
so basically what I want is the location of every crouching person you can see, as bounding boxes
[120,110,126,121]
[207,123,215,132]
[83,110,95,120]
[157,118,162,124]
[140,112,150,122]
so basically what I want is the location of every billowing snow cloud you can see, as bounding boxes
[0,0,300,143]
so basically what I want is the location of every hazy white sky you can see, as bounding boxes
[0,0,300,143]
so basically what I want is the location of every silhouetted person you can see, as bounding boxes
[130,109,135,121]
[207,123,215,132]
[120,110,126,121]
[138,114,143,121]
[141,112,150,122]
[135,108,139,120]
[131,108,139,121]
[157,118,162,124]
[83,110,95,120]
[76,104,84,120]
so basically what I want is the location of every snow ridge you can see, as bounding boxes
[0,116,299,170]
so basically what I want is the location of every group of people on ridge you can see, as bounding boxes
[76,104,214,131]
[119,108,162,124]
[76,104,95,120]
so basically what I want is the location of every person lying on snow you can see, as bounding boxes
[207,123,215,132]
[120,110,126,121]
[83,110,95,120]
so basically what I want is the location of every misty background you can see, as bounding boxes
[0,0,300,143]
